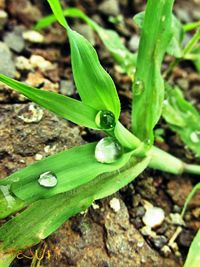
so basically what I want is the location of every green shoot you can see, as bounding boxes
[182,183,200,267]
[131,0,174,142]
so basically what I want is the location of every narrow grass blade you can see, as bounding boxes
[183,230,200,267]
[181,183,200,217]
[0,155,150,264]
[34,7,97,30]
[132,0,174,142]
[0,74,98,129]
[0,143,133,203]
[47,0,120,119]
[162,84,200,157]
[192,46,200,73]
[134,12,184,57]
[34,7,137,77]
[0,185,26,219]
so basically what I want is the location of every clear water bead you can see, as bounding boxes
[134,79,144,95]
[95,137,123,163]
[190,131,200,143]
[95,110,116,130]
[38,171,57,188]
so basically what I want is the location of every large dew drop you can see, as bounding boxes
[95,137,123,163]
[95,110,116,130]
[134,79,144,95]
[38,171,57,188]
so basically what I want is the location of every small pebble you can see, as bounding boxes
[15,56,33,71]
[169,213,185,226]
[73,24,96,45]
[3,29,25,53]
[98,0,120,16]
[161,245,171,257]
[60,80,75,96]
[109,197,121,212]
[150,235,168,249]
[0,42,16,77]
[92,203,100,210]
[23,30,44,43]
[142,207,165,228]
[128,34,140,52]
[136,206,145,217]
[17,103,44,123]
[30,55,55,72]
[140,226,157,237]
[34,153,43,161]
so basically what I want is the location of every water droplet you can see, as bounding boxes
[161,16,166,22]
[38,171,57,188]
[190,131,200,143]
[134,79,144,95]
[95,110,116,130]
[95,137,123,163]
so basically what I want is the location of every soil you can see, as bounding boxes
[0,0,200,267]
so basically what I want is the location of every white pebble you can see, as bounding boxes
[23,30,44,43]
[109,197,121,212]
[30,55,55,72]
[15,56,33,71]
[35,153,43,161]
[142,206,165,228]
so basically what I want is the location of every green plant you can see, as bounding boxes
[0,0,200,266]
[34,5,200,156]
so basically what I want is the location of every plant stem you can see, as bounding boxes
[116,122,200,176]
[149,146,184,174]
[0,252,16,267]
[183,164,200,175]
[183,20,200,32]
[182,27,200,56]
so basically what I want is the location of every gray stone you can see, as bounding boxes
[60,80,75,96]
[99,0,120,16]
[0,42,16,78]
[73,24,96,46]
[150,235,168,249]
[128,34,140,52]
[3,27,25,53]
[175,9,191,23]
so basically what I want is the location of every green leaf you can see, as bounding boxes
[0,143,133,203]
[192,46,200,73]
[47,0,121,119]
[0,74,99,129]
[34,7,97,30]
[181,183,200,217]
[35,7,137,77]
[94,27,137,77]
[67,29,121,117]
[167,15,184,57]
[183,229,200,267]
[162,84,200,157]
[132,0,174,142]
[0,185,26,219]
[134,11,184,57]
[0,154,150,261]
